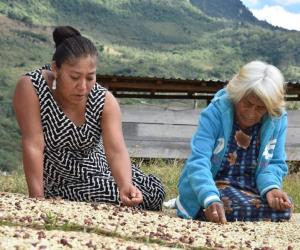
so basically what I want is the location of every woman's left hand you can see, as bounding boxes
[119,184,143,207]
[266,189,292,211]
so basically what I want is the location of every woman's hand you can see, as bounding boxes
[266,189,292,211]
[119,184,143,206]
[204,202,227,224]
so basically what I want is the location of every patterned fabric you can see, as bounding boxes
[26,67,165,210]
[197,121,291,221]
[196,186,291,222]
[216,121,261,193]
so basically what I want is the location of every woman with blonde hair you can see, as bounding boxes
[176,61,293,222]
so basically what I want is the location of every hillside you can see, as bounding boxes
[1,0,300,171]
[1,0,300,80]
[190,0,273,28]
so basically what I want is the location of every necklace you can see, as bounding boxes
[234,129,252,149]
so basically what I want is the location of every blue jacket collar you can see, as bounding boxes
[211,89,281,159]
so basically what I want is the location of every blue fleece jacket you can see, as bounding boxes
[176,89,288,219]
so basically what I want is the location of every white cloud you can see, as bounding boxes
[245,0,260,4]
[242,0,260,6]
[274,0,300,5]
[251,5,300,30]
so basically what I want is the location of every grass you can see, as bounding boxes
[138,158,184,201]
[0,169,27,194]
[282,172,300,212]
[0,160,299,213]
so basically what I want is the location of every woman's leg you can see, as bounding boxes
[59,164,165,210]
[131,165,166,211]
[219,186,292,222]
[83,164,165,210]
[195,185,292,222]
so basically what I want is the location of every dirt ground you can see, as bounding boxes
[1,192,300,250]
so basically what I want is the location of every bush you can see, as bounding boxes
[7,10,33,24]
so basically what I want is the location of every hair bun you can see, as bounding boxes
[53,26,81,48]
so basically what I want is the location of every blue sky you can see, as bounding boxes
[241,0,300,30]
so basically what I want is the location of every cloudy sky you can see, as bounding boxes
[241,0,300,30]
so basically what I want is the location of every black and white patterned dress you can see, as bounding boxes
[26,67,165,210]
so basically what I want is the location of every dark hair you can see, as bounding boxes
[52,26,98,68]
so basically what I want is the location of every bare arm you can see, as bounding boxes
[101,92,142,206]
[13,76,45,198]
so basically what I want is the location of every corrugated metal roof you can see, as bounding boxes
[96,74,300,101]
[97,74,300,85]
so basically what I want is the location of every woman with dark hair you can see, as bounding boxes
[13,26,165,210]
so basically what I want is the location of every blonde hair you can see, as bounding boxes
[226,61,286,117]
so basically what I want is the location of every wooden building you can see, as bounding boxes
[97,75,300,161]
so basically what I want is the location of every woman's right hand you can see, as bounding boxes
[204,202,227,224]
[119,184,143,207]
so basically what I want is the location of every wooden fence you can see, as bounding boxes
[121,105,300,161]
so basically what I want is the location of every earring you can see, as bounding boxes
[52,79,57,90]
